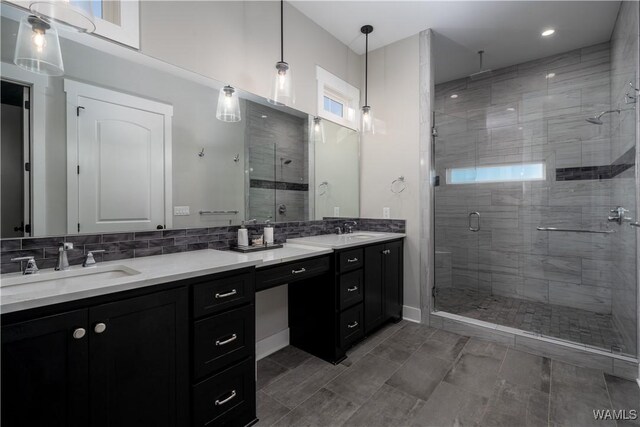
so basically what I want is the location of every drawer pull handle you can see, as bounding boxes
[292,268,306,274]
[215,289,237,299]
[215,334,238,346]
[347,286,359,292]
[347,321,359,329]
[72,328,86,339]
[215,390,237,406]
[347,258,359,263]
[382,250,391,255]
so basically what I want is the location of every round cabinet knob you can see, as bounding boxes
[72,328,86,339]
[94,323,107,334]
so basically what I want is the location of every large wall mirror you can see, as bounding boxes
[0,4,360,238]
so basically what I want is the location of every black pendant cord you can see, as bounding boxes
[280,0,284,62]
[364,31,368,106]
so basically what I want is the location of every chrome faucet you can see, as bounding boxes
[55,242,74,271]
[11,256,39,275]
[343,221,358,234]
[83,249,106,267]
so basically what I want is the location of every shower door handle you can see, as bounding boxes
[468,212,480,232]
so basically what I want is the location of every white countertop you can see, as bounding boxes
[287,231,405,249]
[240,243,333,267]
[0,243,331,314]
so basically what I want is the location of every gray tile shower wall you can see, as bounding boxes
[0,218,405,274]
[609,1,639,357]
[434,42,623,329]
[245,100,309,222]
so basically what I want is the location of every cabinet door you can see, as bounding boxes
[89,288,188,427]
[384,240,403,321]
[1,309,89,427]
[364,244,385,334]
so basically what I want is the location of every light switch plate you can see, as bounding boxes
[333,207,340,216]
[174,206,190,216]
[383,207,391,219]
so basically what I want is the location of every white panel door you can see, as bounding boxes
[77,96,165,233]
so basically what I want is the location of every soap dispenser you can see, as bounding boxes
[238,221,249,247]
[264,219,274,245]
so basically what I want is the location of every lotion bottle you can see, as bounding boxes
[264,219,274,245]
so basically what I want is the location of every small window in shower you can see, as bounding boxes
[323,96,344,117]
[447,162,545,185]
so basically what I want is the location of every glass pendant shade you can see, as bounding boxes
[30,0,96,33]
[312,117,325,144]
[361,105,374,134]
[14,15,64,76]
[216,85,241,122]
[269,61,294,106]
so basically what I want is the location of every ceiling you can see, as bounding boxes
[290,1,621,83]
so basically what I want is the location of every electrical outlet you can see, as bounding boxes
[333,207,340,216]
[174,206,190,216]
[383,207,391,219]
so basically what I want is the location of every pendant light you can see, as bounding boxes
[14,15,64,76]
[268,0,294,106]
[312,116,325,144]
[216,85,241,122]
[360,25,374,134]
[14,1,96,77]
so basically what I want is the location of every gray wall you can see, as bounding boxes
[434,43,619,319]
[609,1,638,357]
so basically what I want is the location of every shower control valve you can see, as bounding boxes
[608,206,632,225]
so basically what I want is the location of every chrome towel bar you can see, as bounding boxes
[199,210,239,215]
[536,227,615,234]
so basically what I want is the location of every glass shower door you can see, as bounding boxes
[433,111,482,315]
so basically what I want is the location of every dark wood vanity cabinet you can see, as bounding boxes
[1,288,189,427]
[364,240,403,334]
[286,239,404,364]
[1,267,257,427]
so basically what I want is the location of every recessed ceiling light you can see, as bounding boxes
[507,107,516,112]
[541,29,555,37]
[450,94,458,99]
[545,73,556,79]
[261,115,268,118]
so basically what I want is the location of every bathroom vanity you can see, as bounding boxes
[1,233,404,427]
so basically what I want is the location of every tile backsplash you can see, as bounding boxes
[0,218,406,274]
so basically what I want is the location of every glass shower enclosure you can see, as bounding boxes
[433,37,638,358]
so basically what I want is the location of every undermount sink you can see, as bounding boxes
[1,265,141,292]
[346,232,385,239]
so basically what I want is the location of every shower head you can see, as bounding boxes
[586,109,621,125]
[469,50,493,80]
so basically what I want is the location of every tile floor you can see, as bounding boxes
[256,321,640,427]
[436,288,627,354]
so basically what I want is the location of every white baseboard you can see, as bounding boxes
[256,328,290,361]
[402,305,422,323]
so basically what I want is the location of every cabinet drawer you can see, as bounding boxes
[339,270,363,310]
[193,357,255,427]
[338,248,363,273]
[193,305,254,379]
[339,304,364,349]
[193,272,254,318]
[256,256,330,291]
